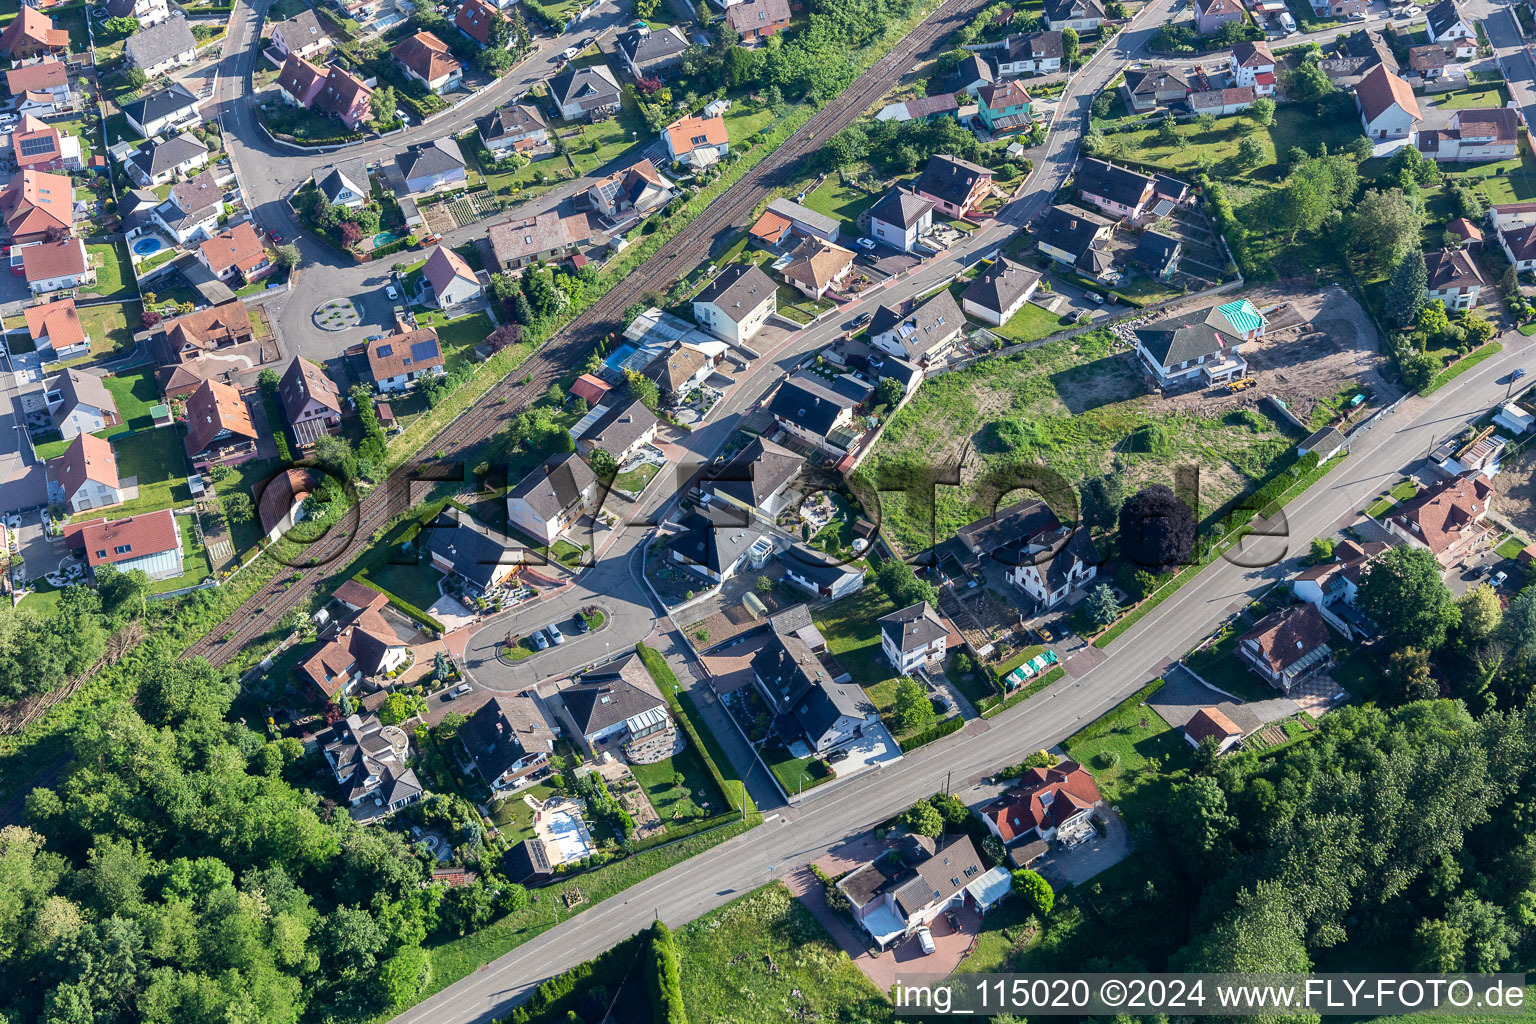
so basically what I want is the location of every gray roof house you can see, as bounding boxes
[1131,230,1182,279]
[561,651,673,755]
[316,160,370,209]
[766,197,842,243]
[617,25,688,78]
[1133,318,1247,386]
[668,504,765,582]
[395,137,467,195]
[423,506,521,592]
[506,451,598,546]
[767,370,870,451]
[122,82,202,137]
[700,435,803,516]
[457,695,554,791]
[124,15,197,74]
[547,64,622,121]
[574,398,659,461]
[322,712,424,821]
[124,131,208,187]
[960,257,1041,327]
[868,288,965,365]
[751,630,875,752]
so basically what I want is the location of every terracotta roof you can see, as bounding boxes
[1409,43,1451,70]
[726,0,790,32]
[781,237,855,293]
[257,467,316,534]
[1453,107,1519,143]
[1239,603,1331,674]
[314,65,372,118]
[183,378,256,455]
[1447,216,1482,242]
[984,760,1101,842]
[1355,65,1421,125]
[165,300,252,353]
[454,0,509,46]
[24,294,83,350]
[423,245,478,302]
[6,58,66,94]
[749,208,794,245]
[979,78,1031,110]
[0,8,67,57]
[1230,40,1274,67]
[1184,707,1242,744]
[570,373,611,405]
[391,31,461,83]
[1390,473,1493,555]
[367,326,443,381]
[198,222,266,276]
[665,113,728,156]
[487,210,591,265]
[300,605,405,697]
[12,116,60,169]
[72,510,180,568]
[22,237,86,282]
[277,53,326,103]
[1195,0,1245,16]
[52,431,118,501]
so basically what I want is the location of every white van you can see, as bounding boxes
[916,927,936,955]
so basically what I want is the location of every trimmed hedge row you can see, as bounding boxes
[634,643,756,817]
[648,921,689,1024]
[500,932,645,1024]
[353,571,445,633]
[978,666,1066,719]
[1071,677,1167,742]
[899,713,965,751]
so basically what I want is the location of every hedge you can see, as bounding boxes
[500,932,645,1024]
[634,643,757,818]
[899,713,965,751]
[370,234,420,261]
[647,921,688,1024]
[978,666,1066,719]
[1070,677,1167,742]
[353,571,445,633]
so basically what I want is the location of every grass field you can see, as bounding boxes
[674,884,887,1021]
[799,172,889,232]
[855,327,1294,555]
[79,427,193,520]
[1496,534,1529,560]
[81,242,134,300]
[1184,628,1282,702]
[629,742,725,824]
[103,368,161,432]
[561,93,650,175]
[1061,681,1190,823]
[412,309,492,372]
[365,559,445,612]
[812,586,900,689]
[950,280,1068,345]
[1435,84,1511,109]
[1094,104,1363,184]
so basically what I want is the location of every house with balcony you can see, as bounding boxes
[561,652,676,761]
[977,79,1033,136]
[506,451,598,546]
[458,695,554,791]
[1417,108,1519,162]
[323,712,424,822]
[1423,247,1483,309]
[1075,157,1155,220]
[997,30,1063,75]
[391,31,462,94]
[365,325,445,392]
[1120,65,1188,113]
[279,355,343,448]
[865,187,935,252]
[1238,604,1333,696]
[1134,319,1247,386]
[879,601,949,673]
[1385,472,1493,567]
[692,263,777,344]
[751,628,877,752]
[981,759,1101,845]
[123,82,202,137]
[1426,0,1476,58]
[916,154,994,218]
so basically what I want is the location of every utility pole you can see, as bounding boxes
[945,769,951,797]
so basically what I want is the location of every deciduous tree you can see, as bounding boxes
[1357,545,1460,651]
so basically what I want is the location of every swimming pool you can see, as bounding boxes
[603,343,638,371]
[132,237,163,257]
[373,231,403,248]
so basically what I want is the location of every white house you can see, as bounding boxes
[423,245,482,308]
[960,257,1040,327]
[869,289,964,367]
[782,543,865,600]
[878,601,949,673]
[1230,40,1276,94]
[70,510,184,581]
[865,188,935,252]
[124,16,198,77]
[1417,108,1519,163]
[50,432,122,513]
[1426,0,1477,58]
[1134,319,1247,387]
[48,368,120,439]
[691,263,776,344]
[506,452,597,547]
[1424,247,1484,310]
[1355,65,1422,141]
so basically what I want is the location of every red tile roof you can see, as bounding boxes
[6,58,67,94]
[391,31,460,83]
[1184,707,1242,744]
[23,295,83,350]
[0,8,68,58]
[1390,473,1493,555]
[70,510,180,568]
[665,113,728,156]
[22,236,86,282]
[52,432,118,500]
[1356,65,1421,125]
[454,0,509,46]
[183,378,257,455]
[198,222,266,276]
[984,760,1101,842]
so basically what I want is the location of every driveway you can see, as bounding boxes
[1153,663,1298,735]
[1034,806,1131,887]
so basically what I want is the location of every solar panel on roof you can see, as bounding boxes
[19,136,55,157]
[410,340,439,362]
[375,344,393,358]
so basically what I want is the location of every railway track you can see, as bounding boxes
[187,0,988,667]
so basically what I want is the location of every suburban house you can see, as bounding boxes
[1044,0,1104,30]
[662,112,729,168]
[23,296,86,359]
[948,51,995,99]
[562,652,675,761]
[1192,0,1246,35]
[692,263,777,344]
[125,16,197,76]
[574,398,659,462]
[1189,86,1255,116]
[277,54,326,109]
[1310,0,1366,17]
[65,510,184,582]
[395,137,467,195]
[641,342,721,406]
[108,0,172,28]
[153,301,256,376]
[506,451,598,546]
[50,433,121,513]
[22,237,94,294]
[124,132,209,188]
[668,504,767,583]
[151,171,222,245]
[299,587,410,700]
[1355,65,1421,140]
[961,256,1041,326]
[1134,319,1248,386]
[837,835,996,950]
[1417,108,1519,162]
[123,83,203,137]
[316,162,369,209]
[1036,203,1114,273]
[761,197,842,243]
[458,695,554,791]
[1204,297,1267,341]
[424,506,521,593]
[1238,603,1333,696]
[916,154,994,218]
[279,355,343,447]
[5,59,71,108]
[0,168,73,244]
[546,65,622,121]
[970,498,1099,610]
[487,210,591,269]
[423,245,482,309]
[1426,0,1476,57]
[727,0,791,40]
[1408,43,1455,79]
[1183,708,1244,753]
[391,31,463,94]
[1230,40,1276,93]
[323,712,424,822]
[865,187,936,252]
[869,288,964,367]
[751,628,877,752]
[584,159,672,222]
[277,56,374,129]
[1132,230,1182,280]
[781,237,856,300]
[269,8,332,60]
[12,115,78,173]
[981,759,1101,845]
[1075,157,1155,220]
[1423,247,1484,309]
[1292,537,1387,621]
[366,325,445,392]
[977,79,1033,135]
[877,94,960,123]
[197,222,271,283]
[768,370,869,452]
[879,601,949,673]
[616,24,689,79]
[0,7,67,61]
[700,435,803,517]
[455,0,510,47]
[1120,65,1188,113]
[477,104,549,157]
[996,30,1063,75]
[782,543,865,601]
[182,378,257,462]
[1386,472,1493,566]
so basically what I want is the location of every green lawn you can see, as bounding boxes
[1496,534,1529,561]
[365,559,445,612]
[1061,680,1191,823]
[1439,146,1536,206]
[812,586,900,688]
[628,741,723,824]
[146,513,214,594]
[1365,477,1418,518]
[56,301,134,362]
[413,309,492,372]
[562,93,650,175]
[210,455,277,556]
[675,884,886,1020]
[81,427,193,519]
[463,145,572,197]
[720,98,775,145]
[1184,627,1283,703]
[799,173,888,231]
[612,461,659,492]
[487,781,557,843]
[766,744,831,794]
[954,279,1068,344]
[1435,84,1511,109]
[103,368,161,432]
[80,241,134,299]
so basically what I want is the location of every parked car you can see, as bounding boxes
[395,108,411,124]
[1492,571,1509,589]
[561,45,581,61]
[931,693,954,714]
[452,682,472,697]
[855,237,877,251]
[827,748,850,764]
[574,614,591,634]
[849,311,872,329]
[547,622,566,645]
[530,630,549,651]
[1085,291,1106,305]
[916,927,936,955]
[385,285,399,300]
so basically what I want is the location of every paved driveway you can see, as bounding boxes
[1035,806,1132,887]
[1153,663,1298,735]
